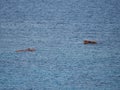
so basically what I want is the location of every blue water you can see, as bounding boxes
[0,0,120,90]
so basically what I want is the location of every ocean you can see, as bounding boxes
[0,0,120,90]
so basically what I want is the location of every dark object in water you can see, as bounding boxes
[16,48,36,52]
[84,40,97,44]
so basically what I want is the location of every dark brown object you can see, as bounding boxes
[84,40,97,44]
[16,48,36,52]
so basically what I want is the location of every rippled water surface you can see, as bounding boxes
[0,0,120,90]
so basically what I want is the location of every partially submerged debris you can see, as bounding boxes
[84,40,97,44]
[16,48,36,52]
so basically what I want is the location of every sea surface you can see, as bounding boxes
[0,0,120,90]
